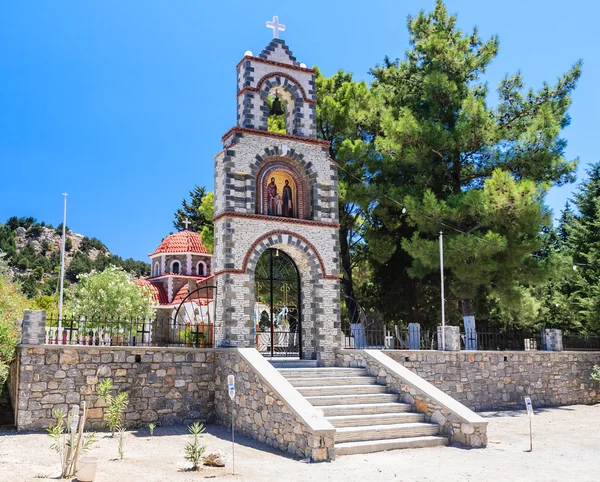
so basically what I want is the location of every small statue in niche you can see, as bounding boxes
[267,177,278,215]
[282,180,293,217]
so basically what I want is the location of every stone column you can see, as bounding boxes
[542,328,563,352]
[437,325,460,351]
[21,310,46,345]
[408,323,421,350]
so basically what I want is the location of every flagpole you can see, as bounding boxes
[439,232,446,350]
[58,193,68,330]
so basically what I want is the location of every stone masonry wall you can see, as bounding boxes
[214,350,334,461]
[13,345,216,430]
[364,350,600,411]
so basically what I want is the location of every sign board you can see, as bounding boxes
[524,396,534,417]
[227,374,235,401]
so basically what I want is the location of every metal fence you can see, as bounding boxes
[563,334,600,351]
[44,314,214,348]
[343,326,546,351]
[462,328,542,351]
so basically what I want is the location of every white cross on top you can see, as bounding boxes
[266,16,285,39]
[184,218,190,230]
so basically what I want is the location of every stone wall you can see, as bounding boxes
[214,349,335,461]
[13,345,216,430]
[358,350,600,411]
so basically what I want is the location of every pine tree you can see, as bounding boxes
[366,0,581,328]
[173,185,211,234]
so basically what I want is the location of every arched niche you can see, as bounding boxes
[258,74,305,136]
[256,158,312,220]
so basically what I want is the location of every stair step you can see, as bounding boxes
[297,385,387,397]
[319,402,414,417]
[335,422,439,443]
[306,393,399,406]
[327,412,424,427]
[269,360,318,369]
[278,368,368,378]
[286,376,377,387]
[335,435,449,455]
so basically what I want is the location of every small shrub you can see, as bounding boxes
[184,422,206,471]
[148,422,156,436]
[96,378,129,436]
[47,405,96,478]
[592,366,600,382]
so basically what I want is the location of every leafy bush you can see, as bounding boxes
[73,265,154,321]
[80,236,107,253]
[0,279,28,392]
[184,422,206,471]
[592,366,600,382]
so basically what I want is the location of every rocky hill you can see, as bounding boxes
[0,216,149,299]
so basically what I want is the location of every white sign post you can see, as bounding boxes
[228,374,236,475]
[524,396,533,451]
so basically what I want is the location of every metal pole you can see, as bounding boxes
[439,232,446,351]
[231,404,235,475]
[529,417,533,452]
[58,193,68,330]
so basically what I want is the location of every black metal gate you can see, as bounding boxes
[171,284,217,347]
[254,248,301,357]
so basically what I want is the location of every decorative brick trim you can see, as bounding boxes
[237,72,315,104]
[212,212,340,229]
[236,55,316,74]
[221,127,329,146]
[214,230,339,280]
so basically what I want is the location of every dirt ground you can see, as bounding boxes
[1,404,599,482]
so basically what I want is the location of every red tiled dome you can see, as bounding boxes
[134,279,168,305]
[150,230,207,256]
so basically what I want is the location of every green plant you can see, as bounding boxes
[47,404,97,478]
[118,426,126,460]
[592,366,600,382]
[96,378,129,436]
[184,422,206,471]
[148,422,156,436]
[0,278,28,393]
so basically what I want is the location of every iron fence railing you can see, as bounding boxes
[462,328,542,351]
[563,334,600,351]
[44,314,214,348]
[342,328,438,350]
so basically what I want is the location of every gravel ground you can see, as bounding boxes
[1,404,599,482]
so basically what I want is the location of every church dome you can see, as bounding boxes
[150,230,207,256]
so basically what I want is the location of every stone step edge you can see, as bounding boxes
[305,393,398,401]
[335,435,449,454]
[318,402,413,410]
[336,422,438,433]
[327,412,424,422]
[298,384,385,391]
[286,376,375,382]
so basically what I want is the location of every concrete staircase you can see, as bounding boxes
[275,363,448,455]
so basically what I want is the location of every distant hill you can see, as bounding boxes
[0,216,150,299]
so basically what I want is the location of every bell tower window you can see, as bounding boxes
[170,260,181,274]
[267,94,286,134]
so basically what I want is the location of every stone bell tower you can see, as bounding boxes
[212,18,341,365]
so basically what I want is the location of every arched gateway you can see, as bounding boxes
[213,38,341,365]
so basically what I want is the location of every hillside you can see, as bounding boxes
[0,216,150,299]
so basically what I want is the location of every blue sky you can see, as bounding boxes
[1,1,598,261]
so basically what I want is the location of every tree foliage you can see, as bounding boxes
[73,265,154,320]
[173,185,211,234]
[0,279,29,391]
[362,0,581,326]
